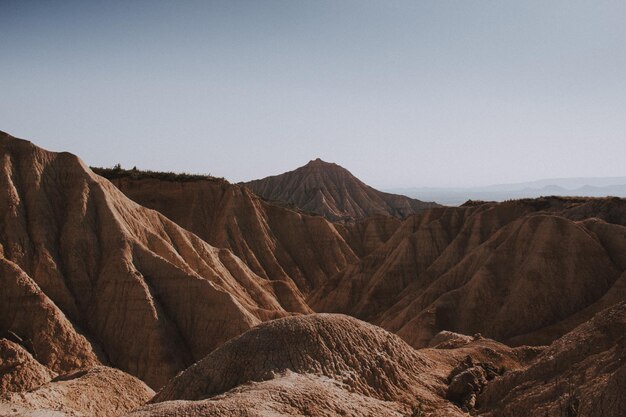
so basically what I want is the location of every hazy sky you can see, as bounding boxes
[1,1,625,188]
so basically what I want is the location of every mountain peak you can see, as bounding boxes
[304,158,338,168]
[245,161,439,221]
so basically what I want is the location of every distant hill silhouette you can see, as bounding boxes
[390,176,626,206]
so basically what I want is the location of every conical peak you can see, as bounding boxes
[306,158,333,166]
[302,158,344,172]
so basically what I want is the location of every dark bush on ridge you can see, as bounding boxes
[91,165,224,183]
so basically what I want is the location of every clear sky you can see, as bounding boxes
[1,1,625,188]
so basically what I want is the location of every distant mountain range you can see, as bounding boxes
[388,177,626,206]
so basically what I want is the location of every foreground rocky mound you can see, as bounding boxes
[128,373,410,417]
[478,302,626,417]
[0,131,297,388]
[124,308,626,416]
[0,366,153,417]
[129,314,537,417]
[311,197,626,348]
[134,314,470,416]
[152,314,439,404]
[244,158,438,221]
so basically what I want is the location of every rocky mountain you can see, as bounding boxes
[2,130,625,416]
[310,197,626,349]
[244,158,439,221]
[93,169,364,296]
[479,302,626,417]
[0,131,300,389]
[126,307,625,417]
[127,314,524,417]
[97,169,626,352]
[4,299,619,416]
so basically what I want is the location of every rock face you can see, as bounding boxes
[0,339,55,395]
[311,198,626,348]
[128,314,534,417]
[94,172,361,296]
[478,302,626,417]
[445,355,501,410]
[144,314,468,416]
[99,163,626,357]
[0,366,154,417]
[128,309,625,417]
[0,132,296,388]
[127,373,411,417]
[336,214,402,257]
[152,314,438,404]
[244,158,439,222]
[3,130,626,416]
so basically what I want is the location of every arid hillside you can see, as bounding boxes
[244,158,439,221]
[1,131,625,416]
[0,131,302,389]
[126,306,625,416]
[92,168,367,296]
[127,314,523,417]
[99,159,626,357]
[310,197,626,348]
[0,366,154,417]
[478,301,626,417]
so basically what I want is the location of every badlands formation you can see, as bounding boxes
[244,158,439,221]
[0,130,625,416]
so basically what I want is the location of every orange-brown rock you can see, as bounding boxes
[0,339,55,395]
[336,214,402,257]
[126,308,624,417]
[244,158,439,222]
[0,258,101,375]
[478,302,626,417]
[311,198,626,349]
[129,314,533,417]
[0,366,154,417]
[3,130,626,416]
[151,314,441,405]
[127,373,412,417]
[147,314,466,415]
[93,171,361,296]
[0,131,297,388]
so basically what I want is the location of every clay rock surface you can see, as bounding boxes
[95,170,361,296]
[478,302,626,417]
[148,314,470,416]
[131,314,533,417]
[0,366,154,417]
[0,258,101,375]
[311,198,626,348]
[336,214,402,257]
[244,158,438,222]
[428,331,474,349]
[0,339,55,395]
[126,372,410,417]
[0,131,296,388]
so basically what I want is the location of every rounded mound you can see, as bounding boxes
[130,372,409,417]
[0,366,154,417]
[0,339,55,394]
[153,313,435,404]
